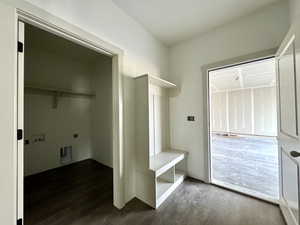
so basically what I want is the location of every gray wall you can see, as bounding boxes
[91,58,113,167]
[289,0,300,23]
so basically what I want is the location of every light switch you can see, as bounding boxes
[187,116,195,121]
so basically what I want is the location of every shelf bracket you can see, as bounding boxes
[53,91,61,109]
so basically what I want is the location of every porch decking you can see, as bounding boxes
[211,134,279,199]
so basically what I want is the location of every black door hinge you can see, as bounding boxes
[18,41,23,53]
[17,218,23,225]
[17,129,23,140]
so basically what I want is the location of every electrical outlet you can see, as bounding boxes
[32,134,46,143]
[60,146,73,164]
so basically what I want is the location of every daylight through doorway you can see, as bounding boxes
[209,58,279,201]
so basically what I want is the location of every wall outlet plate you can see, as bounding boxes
[60,146,73,164]
[32,134,46,143]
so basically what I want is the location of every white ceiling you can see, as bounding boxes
[112,0,282,45]
[210,58,276,92]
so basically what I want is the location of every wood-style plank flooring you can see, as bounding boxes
[24,159,285,225]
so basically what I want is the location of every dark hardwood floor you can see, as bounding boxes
[24,159,285,225]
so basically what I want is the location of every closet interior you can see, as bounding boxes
[23,23,114,224]
[22,23,187,223]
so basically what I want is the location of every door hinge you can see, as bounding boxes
[18,41,23,53]
[17,219,23,225]
[17,129,23,141]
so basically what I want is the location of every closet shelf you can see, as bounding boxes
[149,149,187,177]
[24,85,96,97]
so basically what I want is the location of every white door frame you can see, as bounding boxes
[17,20,25,223]
[202,50,280,204]
[15,6,125,223]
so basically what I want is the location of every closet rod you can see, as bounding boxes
[24,85,96,97]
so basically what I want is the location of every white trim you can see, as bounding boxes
[17,20,24,222]
[278,35,296,58]
[280,203,298,225]
[211,131,277,138]
[14,3,126,217]
[208,56,275,73]
[135,74,176,88]
[207,70,212,183]
[212,179,279,204]
[277,37,299,139]
[17,9,117,56]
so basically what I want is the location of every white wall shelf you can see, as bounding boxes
[135,74,186,208]
[138,74,177,88]
[25,84,95,108]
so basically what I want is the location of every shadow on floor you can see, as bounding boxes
[24,159,284,225]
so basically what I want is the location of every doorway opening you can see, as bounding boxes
[208,57,279,201]
[18,21,120,225]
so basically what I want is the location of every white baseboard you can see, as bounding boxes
[280,203,298,225]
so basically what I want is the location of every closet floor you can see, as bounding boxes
[24,159,285,225]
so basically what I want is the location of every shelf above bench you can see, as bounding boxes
[136,74,177,88]
[149,149,187,177]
